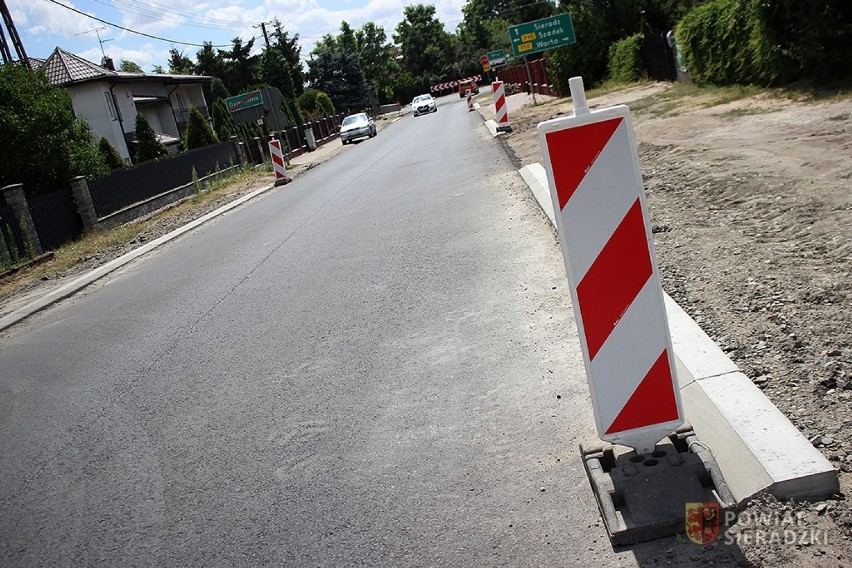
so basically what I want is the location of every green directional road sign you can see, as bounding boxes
[487,48,508,68]
[225,90,263,113]
[508,13,576,58]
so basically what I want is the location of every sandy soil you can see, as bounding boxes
[480,83,851,566]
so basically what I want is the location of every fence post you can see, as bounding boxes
[230,135,247,165]
[70,176,98,231]
[254,137,265,163]
[1,183,43,256]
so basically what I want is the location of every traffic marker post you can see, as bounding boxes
[268,138,290,186]
[466,90,473,111]
[492,81,512,133]
[538,76,733,544]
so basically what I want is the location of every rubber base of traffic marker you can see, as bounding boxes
[274,177,291,187]
[496,125,513,133]
[580,425,735,546]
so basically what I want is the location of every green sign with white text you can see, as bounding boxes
[225,90,263,113]
[508,14,576,58]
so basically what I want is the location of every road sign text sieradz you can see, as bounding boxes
[509,13,576,58]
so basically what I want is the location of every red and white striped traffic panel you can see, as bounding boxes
[467,91,473,111]
[492,81,508,125]
[537,77,683,453]
[268,139,286,181]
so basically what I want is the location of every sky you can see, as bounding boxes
[6,0,467,72]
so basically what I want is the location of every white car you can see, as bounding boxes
[340,113,376,144]
[411,94,437,116]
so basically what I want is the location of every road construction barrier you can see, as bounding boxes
[268,139,288,185]
[537,77,683,453]
[492,81,509,129]
[467,90,473,111]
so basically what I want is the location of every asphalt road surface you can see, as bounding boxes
[0,96,747,566]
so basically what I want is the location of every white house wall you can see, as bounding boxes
[172,84,208,112]
[69,81,133,162]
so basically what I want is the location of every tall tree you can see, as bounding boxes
[0,65,107,194]
[167,48,195,74]
[269,20,305,95]
[307,46,369,114]
[119,60,143,73]
[355,22,398,104]
[210,78,229,102]
[394,5,452,79]
[220,38,260,95]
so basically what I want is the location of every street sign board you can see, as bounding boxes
[487,48,507,68]
[225,90,263,113]
[479,54,489,65]
[508,13,575,58]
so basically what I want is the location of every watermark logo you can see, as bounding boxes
[685,502,721,545]
[684,504,831,546]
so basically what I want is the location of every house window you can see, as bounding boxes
[104,92,117,120]
[175,92,186,110]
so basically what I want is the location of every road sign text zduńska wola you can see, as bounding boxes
[509,14,575,58]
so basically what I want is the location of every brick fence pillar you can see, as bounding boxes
[70,176,98,231]
[1,183,42,256]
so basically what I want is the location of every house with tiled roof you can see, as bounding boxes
[41,47,212,164]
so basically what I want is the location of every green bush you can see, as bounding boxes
[211,98,236,141]
[297,88,336,119]
[0,64,108,194]
[134,113,168,163]
[608,34,645,84]
[98,137,126,170]
[756,0,852,85]
[675,0,851,86]
[184,106,219,150]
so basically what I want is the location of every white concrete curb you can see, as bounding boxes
[518,161,838,505]
[0,183,275,332]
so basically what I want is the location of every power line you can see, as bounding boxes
[88,0,248,32]
[44,0,234,47]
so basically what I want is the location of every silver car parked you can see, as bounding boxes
[340,113,377,144]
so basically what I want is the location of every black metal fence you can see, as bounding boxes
[643,33,677,82]
[88,141,239,218]
[28,188,84,252]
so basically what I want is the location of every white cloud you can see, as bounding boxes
[8,0,98,38]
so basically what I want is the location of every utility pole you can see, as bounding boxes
[255,22,270,48]
[0,0,31,70]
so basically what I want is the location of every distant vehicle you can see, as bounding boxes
[340,113,376,144]
[458,79,479,98]
[411,94,437,116]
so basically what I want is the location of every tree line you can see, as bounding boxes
[2,0,848,196]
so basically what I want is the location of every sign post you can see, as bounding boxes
[537,76,683,454]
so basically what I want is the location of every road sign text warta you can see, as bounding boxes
[509,14,576,58]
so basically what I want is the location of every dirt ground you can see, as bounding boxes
[480,83,851,566]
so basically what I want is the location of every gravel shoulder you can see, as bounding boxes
[480,82,851,566]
